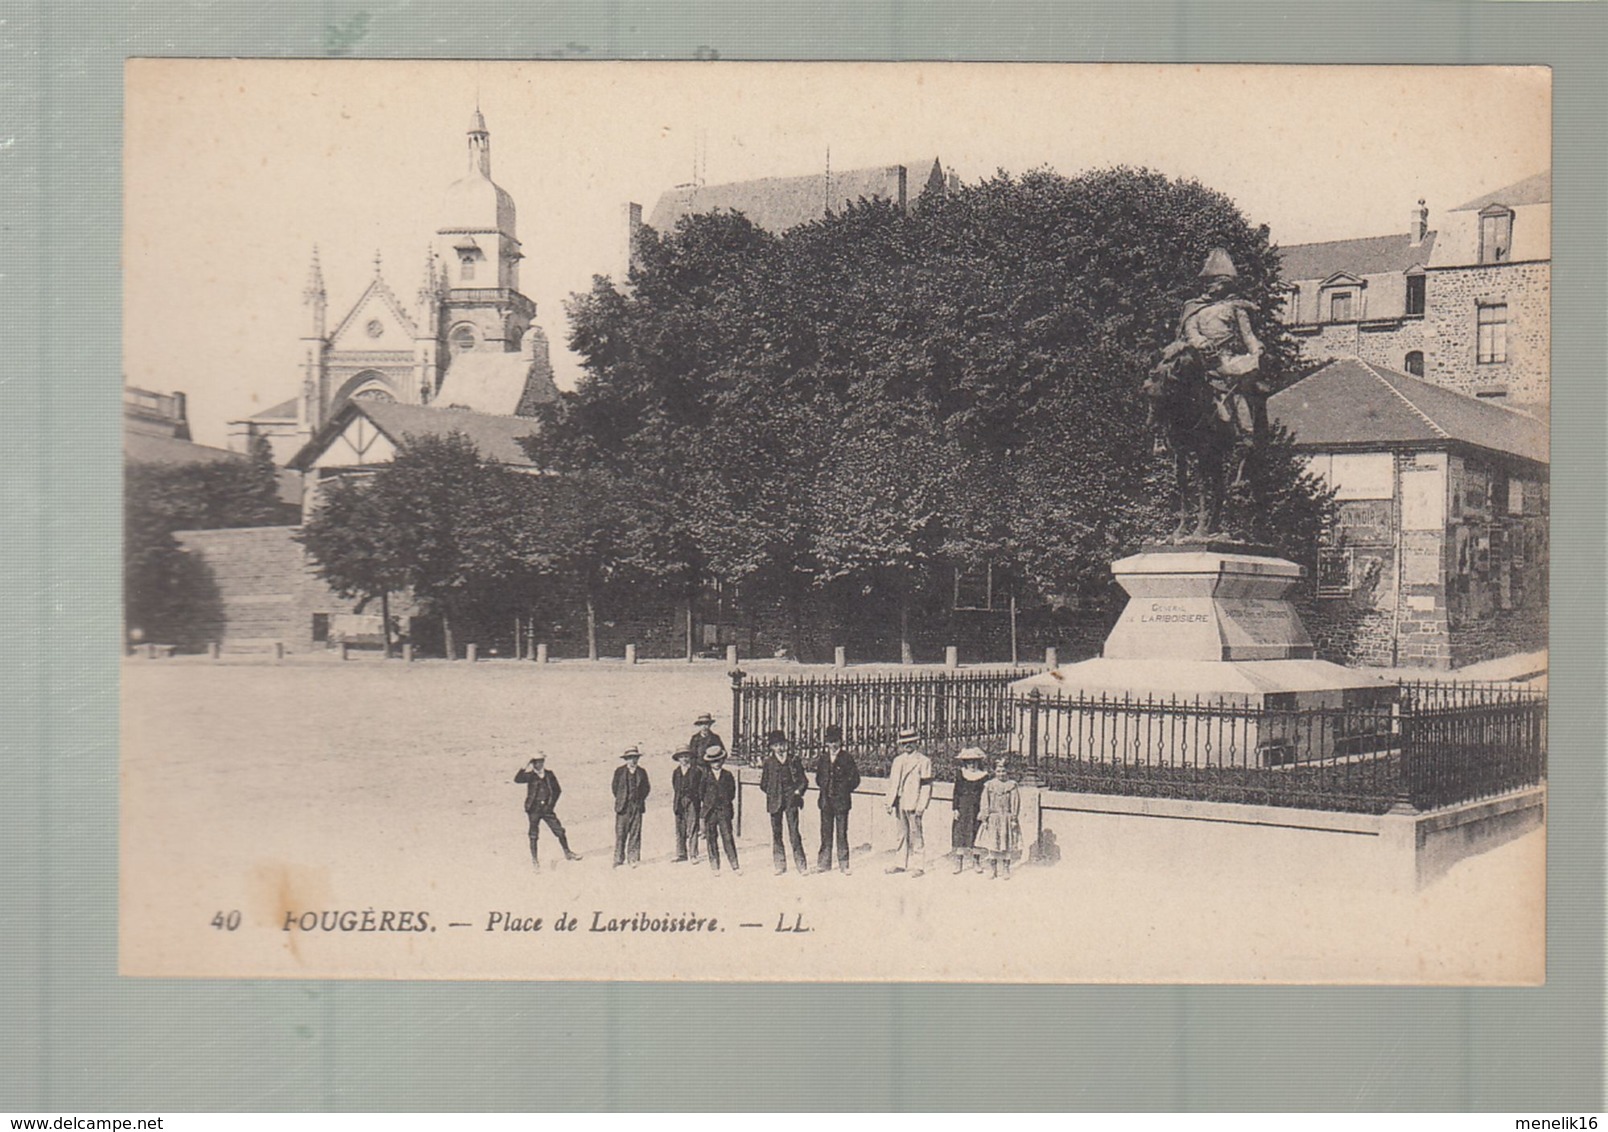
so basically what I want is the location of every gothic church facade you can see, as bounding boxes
[228,110,558,463]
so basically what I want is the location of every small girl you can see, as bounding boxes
[974,755,1022,880]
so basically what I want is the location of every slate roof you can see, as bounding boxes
[1269,357,1549,467]
[124,432,303,504]
[1452,171,1551,212]
[289,400,541,470]
[246,397,298,422]
[1278,232,1436,283]
[647,159,944,235]
[126,432,250,468]
[433,351,559,418]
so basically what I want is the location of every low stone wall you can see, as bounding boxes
[732,768,1542,890]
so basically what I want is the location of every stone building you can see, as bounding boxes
[1270,357,1548,670]
[624,157,954,272]
[1279,172,1550,414]
[226,110,559,464]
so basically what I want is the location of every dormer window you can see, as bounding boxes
[1317,273,1364,324]
[1405,272,1426,317]
[1479,206,1514,264]
[1329,291,1353,322]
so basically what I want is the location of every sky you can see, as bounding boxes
[124,60,1551,448]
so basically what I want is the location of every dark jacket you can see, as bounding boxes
[760,754,809,814]
[612,764,650,815]
[699,767,737,821]
[514,766,562,816]
[689,730,726,763]
[671,764,705,813]
[814,747,861,812]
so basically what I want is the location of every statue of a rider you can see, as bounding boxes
[1143,247,1273,542]
[1148,247,1269,477]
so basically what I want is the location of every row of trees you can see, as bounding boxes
[298,167,1334,660]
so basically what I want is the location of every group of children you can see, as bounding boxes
[512,712,1023,879]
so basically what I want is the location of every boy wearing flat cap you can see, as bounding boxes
[611,746,651,868]
[513,753,582,870]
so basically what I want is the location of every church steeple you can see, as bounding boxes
[302,246,327,340]
[467,107,491,178]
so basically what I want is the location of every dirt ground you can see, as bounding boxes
[120,655,1545,983]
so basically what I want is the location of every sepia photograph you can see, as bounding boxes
[120,59,1550,982]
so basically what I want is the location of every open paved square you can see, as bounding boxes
[121,656,1544,982]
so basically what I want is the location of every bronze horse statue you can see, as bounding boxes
[1145,342,1241,541]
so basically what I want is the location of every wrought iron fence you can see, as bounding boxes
[730,668,1546,815]
[729,668,1026,780]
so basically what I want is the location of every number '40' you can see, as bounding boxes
[211,910,242,931]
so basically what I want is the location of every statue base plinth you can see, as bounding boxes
[1104,548,1313,662]
[1008,548,1393,768]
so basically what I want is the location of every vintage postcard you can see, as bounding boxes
[121,60,1548,982]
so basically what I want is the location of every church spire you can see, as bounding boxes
[302,246,327,339]
[467,106,491,178]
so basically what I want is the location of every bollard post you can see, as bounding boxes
[209,642,221,661]
[466,643,478,663]
[340,642,350,662]
[1044,647,1058,669]
[274,641,284,662]
[625,643,638,665]
[945,645,959,670]
[726,644,738,667]
[536,642,549,665]
[402,643,414,663]
[834,646,847,669]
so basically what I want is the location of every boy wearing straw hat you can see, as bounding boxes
[611,746,651,868]
[699,743,741,875]
[884,727,934,877]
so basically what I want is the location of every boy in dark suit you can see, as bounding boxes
[513,753,582,870]
[611,746,651,868]
[699,744,740,875]
[760,729,810,875]
[670,747,705,863]
[814,724,861,874]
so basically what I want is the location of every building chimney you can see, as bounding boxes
[624,201,644,276]
[1409,198,1428,247]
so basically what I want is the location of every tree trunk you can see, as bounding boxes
[442,606,456,661]
[585,588,599,662]
[899,582,914,666]
[380,590,393,659]
[685,597,694,663]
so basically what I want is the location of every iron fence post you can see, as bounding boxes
[1024,688,1042,787]
[729,667,747,764]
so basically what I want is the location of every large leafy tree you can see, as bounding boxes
[298,433,524,659]
[558,165,1328,656]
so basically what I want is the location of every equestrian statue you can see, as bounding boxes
[1144,247,1272,542]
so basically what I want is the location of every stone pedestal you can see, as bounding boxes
[1012,545,1392,768]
